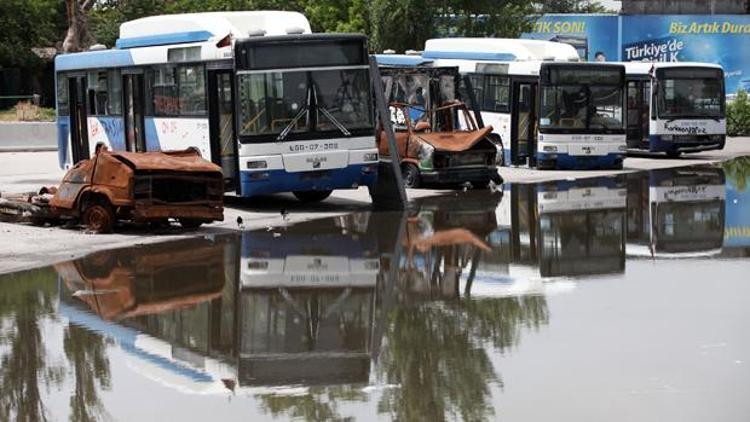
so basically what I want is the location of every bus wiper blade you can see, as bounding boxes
[318,106,351,137]
[277,106,309,142]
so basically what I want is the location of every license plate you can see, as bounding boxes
[569,144,606,156]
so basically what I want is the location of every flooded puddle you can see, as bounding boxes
[2,159,750,421]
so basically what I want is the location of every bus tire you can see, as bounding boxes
[666,150,681,158]
[293,190,333,203]
[401,163,421,188]
[82,201,115,234]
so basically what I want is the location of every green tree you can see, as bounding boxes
[0,0,65,68]
[536,0,608,13]
[369,0,537,53]
[727,89,750,137]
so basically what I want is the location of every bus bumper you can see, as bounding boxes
[419,166,501,186]
[239,164,378,197]
[649,135,725,154]
[535,152,624,170]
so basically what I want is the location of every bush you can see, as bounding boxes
[727,89,750,137]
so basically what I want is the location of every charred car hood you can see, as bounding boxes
[415,126,494,152]
[111,150,222,173]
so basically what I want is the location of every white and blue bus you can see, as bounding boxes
[422,38,627,170]
[623,62,726,157]
[54,11,379,202]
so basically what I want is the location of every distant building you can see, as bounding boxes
[622,0,750,14]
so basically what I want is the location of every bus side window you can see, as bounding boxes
[57,74,69,116]
[107,69,122,115]
[87,71,110,116]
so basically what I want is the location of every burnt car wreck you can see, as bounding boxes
[36,147,224,233]
[379,65,502,188]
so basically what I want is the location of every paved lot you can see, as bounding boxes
[1,137,748,274]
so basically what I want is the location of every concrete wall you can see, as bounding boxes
[0,122,57,151]
[622,0,749,14]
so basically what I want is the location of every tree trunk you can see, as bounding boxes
[62,0,95,53]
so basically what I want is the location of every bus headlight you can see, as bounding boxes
[661,135,674,141]
[363,152,378,162]
[542,145,558,152]
[618,145,628,152]
[247,160,268,169]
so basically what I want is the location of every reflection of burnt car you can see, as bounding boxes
[56,238,228,320]
[400,193,500,299]
[47,147,224,233]
[378,101,501,188]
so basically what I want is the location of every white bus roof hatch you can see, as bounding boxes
[117,11,312,49]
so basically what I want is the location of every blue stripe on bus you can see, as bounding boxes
[115,31,214,49]
[421,50,517,61]
[96,116,126,150]
[144,118,161,151]
[57,118,70,168]
[55,49,134,71]
[374,55,433,66]
[535,151,624,170]
[239,165,377,197]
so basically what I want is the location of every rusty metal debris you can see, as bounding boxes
[0,147,224,233]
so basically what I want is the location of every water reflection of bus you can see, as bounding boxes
[496,180,627,279]
[627,167,726,257]
[239,215,381,386]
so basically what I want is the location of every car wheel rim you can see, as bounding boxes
[87,207,110,231]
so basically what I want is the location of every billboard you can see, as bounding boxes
[523,14,750,94]
[523,15,620,62]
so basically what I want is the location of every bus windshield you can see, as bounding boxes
[237,67,373,140]
[657,68,724,119]
[539,67,624,133]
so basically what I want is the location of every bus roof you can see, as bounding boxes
[374,54,434,66]
[621,61,724,76]
[117,11,311,49]
[424,38,580,62]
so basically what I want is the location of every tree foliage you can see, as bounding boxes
[536,0,609,13]
[728,89,750,137]
[0,0,65,68]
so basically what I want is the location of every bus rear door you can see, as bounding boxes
[122,71,146,152]
[68,75,90,163]
[510,80,537,166]
[208,69,238,191]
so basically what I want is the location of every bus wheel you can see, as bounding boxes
[667,150,682,158]
[82,201,115,234]
[179,218,204,230]
[293,190,333,203]
[401,163,421,188]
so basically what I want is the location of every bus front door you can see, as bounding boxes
[511,81,537,166]
[627,81,649,148]
[123,73,146,152]
[68,76,90,163]
[208,70,238,191]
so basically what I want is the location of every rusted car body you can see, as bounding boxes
[378,100,501,188]
[56,238,228,320]
[378,66,501,188]
[49,147,223,232]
